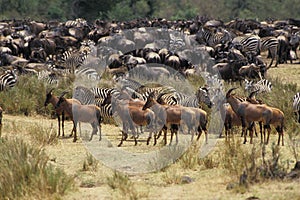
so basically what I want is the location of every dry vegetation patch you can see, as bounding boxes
[0,61,300,199]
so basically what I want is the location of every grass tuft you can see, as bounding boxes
[0,137,75,200]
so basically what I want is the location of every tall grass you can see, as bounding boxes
[0,75,74,116]
[0,137,75,199]
[107,171,148,200]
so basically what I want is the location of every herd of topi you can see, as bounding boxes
[0,16,300,145]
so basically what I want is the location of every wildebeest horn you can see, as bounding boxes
[226,88,238,98]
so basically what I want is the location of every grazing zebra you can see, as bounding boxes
[0,69,18,91]
[244,79,272,95]
[196,27,232,47]
[293,92,300,123]
[37,70,59,85]
[232,34,261,56]
[260,36,279,67]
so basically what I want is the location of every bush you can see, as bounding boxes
[0,75,74,116]
[0,137,75,199]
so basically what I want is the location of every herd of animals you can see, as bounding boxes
[0,16,300,146]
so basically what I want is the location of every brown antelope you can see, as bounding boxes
[55,92,102,142]
[142,92,200,146]
[226,88,273,144]
[245,91,285,146]
[44,88,81,137]
[109,93,156,147]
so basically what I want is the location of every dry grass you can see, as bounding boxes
[0,60,300,200]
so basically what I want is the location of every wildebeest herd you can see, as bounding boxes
[0,16,300,146]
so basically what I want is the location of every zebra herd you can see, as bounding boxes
[0,17,300,145]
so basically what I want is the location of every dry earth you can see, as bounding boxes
[2,60,300,200]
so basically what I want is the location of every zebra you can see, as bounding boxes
[0,69,18,91]
[175,87,213,108]
[196,27,232,47]
[134,85,177,101]
[244,79,272,95]
[74,67,101,81]
[232,34,261,56]
[293,92,300,123]
[73,86,115,121]
[37,70,59,85]
[260,36,279,67]
[60,50,88,74]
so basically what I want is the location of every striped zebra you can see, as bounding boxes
[37,70,59,85]
[260,36,279,67]
[293,92,300,123]
[244,79,272,95]
[134,85,177,101]
[0,69,18,91]
[232,34,261,56]
[175,87,213,108]
[196,27,232,47]
[60,50,88,73]
[75,67,101,81]
[73,86,115,121]
[115,77,143,91]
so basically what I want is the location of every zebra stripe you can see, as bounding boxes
[260,36,279,66]
[232,35,261,55]
[90,87,119,100]
[60,50,88,73]
[0,69,18,91]
[134,85,177,101]
[73,86,96,105]
[293,92,300,112]
[197,28,231,47]
[293,92,300,123]
[73,86,115,121]
[175,87,212,108]
[244,79,272,95]
[37,70,59,85]
[75,67,101,81]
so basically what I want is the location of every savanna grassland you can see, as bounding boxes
[0,58,300,200]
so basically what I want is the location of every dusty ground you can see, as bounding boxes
[2,59,300,200]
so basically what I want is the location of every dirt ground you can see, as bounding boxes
[2,60,300,200]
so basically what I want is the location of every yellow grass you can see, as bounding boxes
[1,60,300,200]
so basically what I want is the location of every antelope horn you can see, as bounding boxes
[248,89,259,99]
[59,91,68,99]
[226,88,238,98]
[47,88,54,94]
